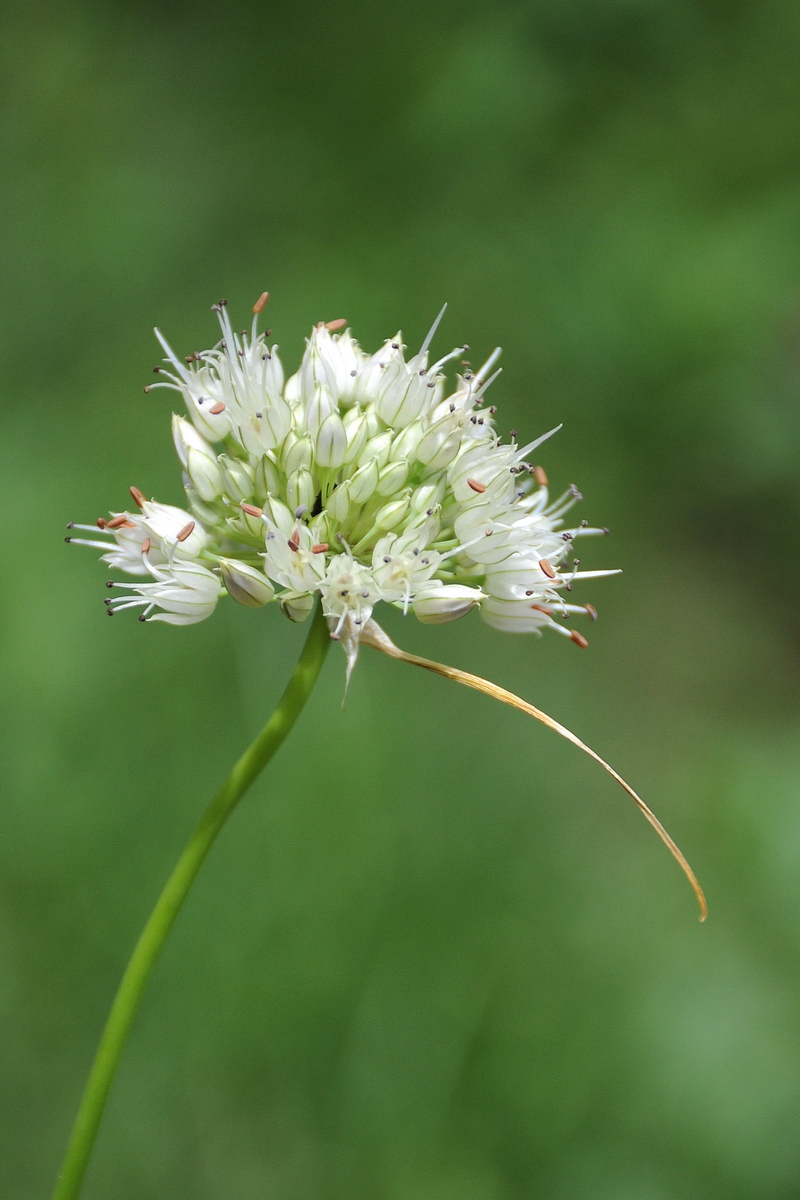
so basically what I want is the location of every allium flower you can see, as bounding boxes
[55,294,706,1200]
[68,297,619,660]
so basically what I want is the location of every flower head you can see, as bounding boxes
[68,297,618,661]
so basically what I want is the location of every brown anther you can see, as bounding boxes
[530,604,552,616]
[538,558,556,579]
[107,515,133,530]
[208,402,226,415]
[252,291,270,314]
[176,521,195,543]
[467,478,487,493]
[141,538,151,555]
[570,630,589,648]
[534,465,548,487]
[129,486,146,508]
[241,503,263,518]
[288,529,301,551]
[324,318,347,331]
[584,604,598,621]
[311,543,329,554]
[96,518,107,529]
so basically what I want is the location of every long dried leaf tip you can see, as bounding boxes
[359,618,707,922]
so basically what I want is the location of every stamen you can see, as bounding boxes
[325,319,347,331]
[538,558,556,579]
[141,538,151,555]
[534,466,548,487]
[176,522,195,542]
[241,503,263,517]
[312,543,329,554]
[570,631,589,648]
[208,402,226,415]
[585,604,598,621]
[467,478,487,493]
[130,486,146,508]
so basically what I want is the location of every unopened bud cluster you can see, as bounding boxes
[68,299,617,654]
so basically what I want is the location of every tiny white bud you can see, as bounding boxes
[254,454,282,501]
[412,584,484,624]
[219,455,255,503]
[357,430,393,470]
[284,434,314,476]
[376,458,410,496]
[280,591,315,622]
[315,410,347,468]
[348,459,380,504]
[326,480,352,522]
[185,447,223,502]
[374,493,411,531]
[286,467,315,514]
[218,559,274,608]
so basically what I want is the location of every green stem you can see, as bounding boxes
[51,603,331,1200]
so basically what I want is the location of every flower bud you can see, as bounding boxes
[357,430,393,471]
[327,480,352,522]
[219,455,255,503]
[315,410,347,468]
[284,434,314,476]
[410,475,446,514]
[218,559,274,608]
[416,418,462,469]
[304,384,335,437]
[412,584,483,624]
[186,447,223,502]
[376,458,410,496]
[341,411,370,464]
[347,458,380,504]
[280,590,315,622]
[286,467,315,514]
[390,419,424,463]
[172,413,214,469]
[254,454,282,501]
[374,492,410,532]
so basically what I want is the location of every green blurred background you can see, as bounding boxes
[3,1,800,1196]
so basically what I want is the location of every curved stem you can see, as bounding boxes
[51,604,331,1200]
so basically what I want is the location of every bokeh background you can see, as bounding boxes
[3,1,800,1196]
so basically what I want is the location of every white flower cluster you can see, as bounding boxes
[68,298,617,657]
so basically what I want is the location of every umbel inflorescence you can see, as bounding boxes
[67,295,618,669]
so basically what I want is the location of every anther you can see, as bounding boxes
[391,342,400,349]
[581,519,588,527]
[253,291,270,314]
[585,604,598,621]
[570,630,589,648]
[107,608,115,616]
[176,521,195,542]
[488,405,497,415]
[325,318,347,331]
[130,486,146,508]
[208,402,226,415]
[141,538,151,555]
[153,367,162,374]
[106,581,115,588]
[138,614,147,622]
[241,503,263,517]
[143,385,151,393]
[64,536,72,542]
[561,532,573,541]
[97,518,107,529]
[530,604,552,615]
[534,466,548,487]
[294,505,308,518]
[312,543,329,554]
[570,485,583,500]
[107,515,132,529]
[510,429,517,439]
[467,478,487,493]
[288,529,301,551]
[538,558,556,579]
